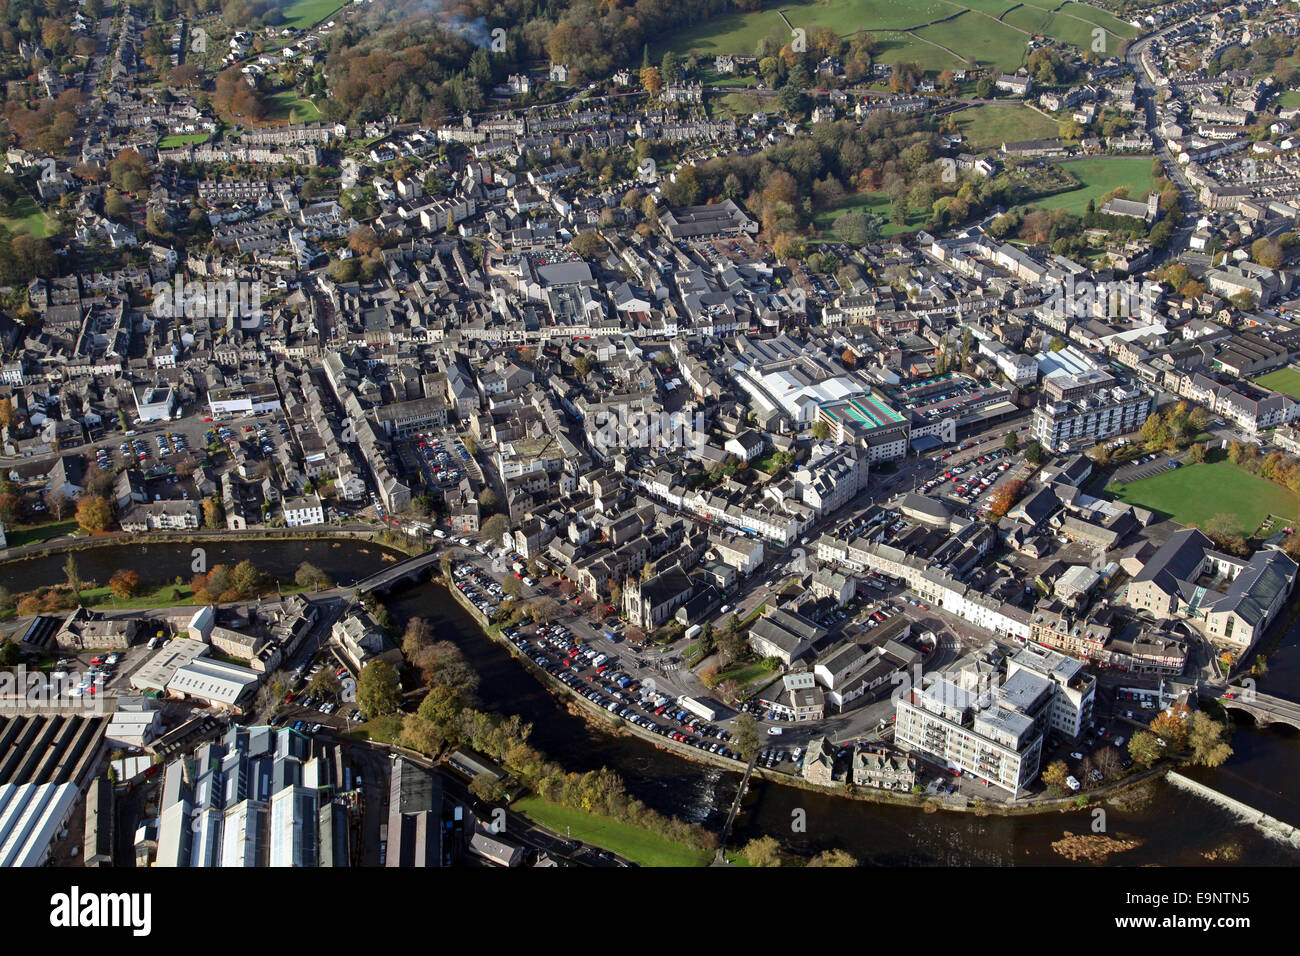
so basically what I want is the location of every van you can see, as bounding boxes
[719,605,731,615]
[1065,776,1081,791]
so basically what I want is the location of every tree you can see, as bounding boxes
[1023,441,1045,466]
[108,569,141,600]
[571,230,606,260]
[807,848,857,867]
[1041,759,1070,791]
[640,65,663,97]
[295,562,332,591]
[64,555,83,606]
[481,514,508,544]
[203,497,225,529]
[0,397,15,429]
[357,659,402,718]
[309,669,341,699]
[1128,731,1162,767]
[1004,431,1020,454]
[732,712,760,760]
[740,835,782,867]
[529,597,561,624]
[231,559,261,597]
[812,420,830,440]
[1187,711,1232,768]
[76,495,114,533]
[1150,708,1191,751]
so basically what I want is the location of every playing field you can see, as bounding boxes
[279,0,343,32]
[1108,462,1300,532]
[1023,156,1159,216]
[811,190,926,237]
[1255,367,1300,400]
[0,194,55,238]
[659,0,1135,70]
[956,103,1059,149]
[268,90,323,123]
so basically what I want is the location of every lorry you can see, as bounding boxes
[684,624,702,641]
[679,696,718,722]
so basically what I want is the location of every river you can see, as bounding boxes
[5,538,1300,865]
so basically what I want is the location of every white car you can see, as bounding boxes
[767,727,783,736]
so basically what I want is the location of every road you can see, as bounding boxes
[1124,24,1201,265]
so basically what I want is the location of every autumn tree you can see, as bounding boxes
[1187,711,1232,768]
[741,835,782,866]
[1128,731,1162,767]
[1041,759,1070,791]
[76,495,114,533]
[108,569,142,600]
[641,65,663,97]
[807,848,857,867]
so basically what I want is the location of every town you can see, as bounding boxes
[0,0,1299,870]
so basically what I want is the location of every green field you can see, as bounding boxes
[811,189,926,237]
[955,102,1059,149]
[1255,367,1300,400]
[513,796,719,867]
[279,0,343,32]
[0,194,55,238]
[268,90,323,123]
[158,132,210,148]
[1023,156,1159,216]
[659,0,1135,70]
[1108,462,1300,532]
[1276,90,1300,109]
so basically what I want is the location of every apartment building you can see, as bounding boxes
[1031,384,1154,452]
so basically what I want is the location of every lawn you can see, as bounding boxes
[2,519,78,549]
[1255,367,1300,401]
[715,657,777,690]
[268,90,322,123]
[279,0,343,32]
[512,796,719,867]
[1108,462,1300,533]
[811,189,926,238]
[1022,156,1159,217]
[0,194,55,238]
[658,0,1131,68]
[955,102,1060,149]
[1276,90,1300,109]
[158,132,210,148]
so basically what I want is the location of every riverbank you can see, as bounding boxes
[511,796,723,867]
[0,524,423,566]
[441,573,1167,818]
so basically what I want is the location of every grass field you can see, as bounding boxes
[0,194,55,238]
[659,0,1135,69]
[1108,462,1300,532]
[279,0,343,32]
[811,189,926,237]
[268,90,323,123]
[1256,368,1300,400]
[1277,90,1300,109]
[955,102,1059,149]
[1022,156,1158,216]
[513,796,719,867]
[158,132,210,148]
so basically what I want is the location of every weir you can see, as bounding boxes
[1167,771,1300,848]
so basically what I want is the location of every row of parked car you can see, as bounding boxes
[504,623,744,758]
[452,562,502,615]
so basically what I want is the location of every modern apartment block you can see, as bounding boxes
[1031,384,1154,452]
[894,646,1093,796]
